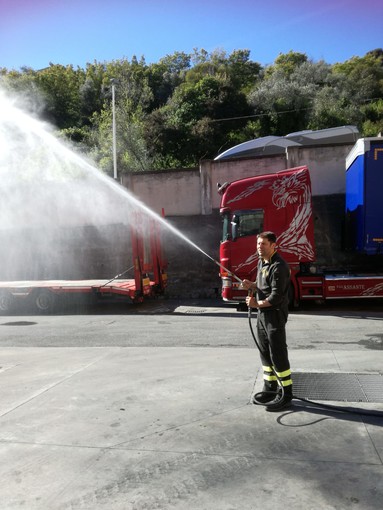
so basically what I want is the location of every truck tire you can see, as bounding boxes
[0,291,15,315]
[34,290,56,313]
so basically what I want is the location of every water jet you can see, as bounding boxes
[0,88,236,312]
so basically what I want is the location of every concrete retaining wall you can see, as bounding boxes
[121,143,355,217]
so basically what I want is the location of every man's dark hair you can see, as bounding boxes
[257,231,277,244]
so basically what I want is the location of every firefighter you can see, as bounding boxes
[243,231,293,411]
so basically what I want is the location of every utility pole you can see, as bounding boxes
[111,79,118,180]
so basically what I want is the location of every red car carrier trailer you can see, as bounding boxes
[217,137,383,306]
[0,218,167,314]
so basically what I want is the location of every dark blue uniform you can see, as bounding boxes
[256,251,292,390]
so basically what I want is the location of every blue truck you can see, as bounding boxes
[346,137,383,255]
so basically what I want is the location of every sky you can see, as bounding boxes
[1,0,382,71]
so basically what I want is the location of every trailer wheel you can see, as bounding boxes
[34,290,56,313]
[0,291,15,315]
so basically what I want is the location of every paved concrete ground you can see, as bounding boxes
[0,303,382,509]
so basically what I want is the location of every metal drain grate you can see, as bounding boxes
[181,308,209,315]
[292,372,383,403]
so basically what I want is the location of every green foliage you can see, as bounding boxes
[145,52,190,109]
[2,48,383,172]
[34,64,85,129]
[248,58,327,136]
[143,69,252,166]
[361,99,383,136]
[265,51,308,78]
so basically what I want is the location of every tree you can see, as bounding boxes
[141,48,260,167]
[0,67,46,116]
[266,51,308,78]
[80,62,107,122]
[309,49,383,132]
[361,99,383,136]
[145,52,190,109]
[227,49,262,91]
[35,64,85,129]
[332,49,383,101]
[144,72,252,166]
[89,58,154,173]
[247,52,326,137]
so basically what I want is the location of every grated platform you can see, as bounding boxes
[292,372,383,403]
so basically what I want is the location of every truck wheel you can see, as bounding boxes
[34,290,56,313]
[0,291,15,315]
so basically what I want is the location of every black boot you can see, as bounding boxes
[265,385,293,412]
[252,381,278,404]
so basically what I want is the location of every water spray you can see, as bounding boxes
[1,89,244,288]
[100,266,134,287]
[194,250,243,285]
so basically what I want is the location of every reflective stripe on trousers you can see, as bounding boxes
[263,365,292,387]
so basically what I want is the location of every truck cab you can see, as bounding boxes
[218,152,383,305]
[218,166,315,303]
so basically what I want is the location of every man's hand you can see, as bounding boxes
[245,295,259,308]
[245,296,270,309]
[242,279,255,291]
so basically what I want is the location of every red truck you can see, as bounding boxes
[218,138,383,305]
[0,218,167,314]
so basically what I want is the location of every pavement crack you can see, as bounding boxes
[0,352,111,419]
[362,421,383,466]
[331,350,342,370]
[108,402,251,449]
